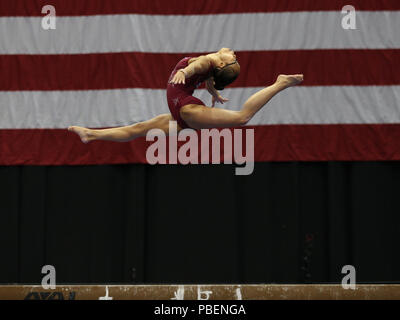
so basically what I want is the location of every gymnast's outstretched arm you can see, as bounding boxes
[170,56,211,85]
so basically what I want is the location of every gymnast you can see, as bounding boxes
[68,48,303,143]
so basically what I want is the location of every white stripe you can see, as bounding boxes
[1,86,399,128]
[1,11,399,54]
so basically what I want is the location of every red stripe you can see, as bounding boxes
[1,50,399,91]
[1,124,400,165]
[1,0,399,16]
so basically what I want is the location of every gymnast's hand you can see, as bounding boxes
[211,94,229,107]
[170,69,186,84]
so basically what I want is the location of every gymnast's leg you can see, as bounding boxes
[180,74,303,129]
[68,113,180,143]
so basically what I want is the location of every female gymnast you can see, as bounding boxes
[68,48,303,143]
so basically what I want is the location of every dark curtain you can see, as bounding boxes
[1,162,400,284]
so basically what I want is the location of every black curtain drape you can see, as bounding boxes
[1,162,400,284]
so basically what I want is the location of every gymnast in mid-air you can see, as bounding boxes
[68,48,303,143]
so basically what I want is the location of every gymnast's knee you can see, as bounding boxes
[237,111,251,126]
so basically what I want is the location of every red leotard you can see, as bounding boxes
[167,57,213,128]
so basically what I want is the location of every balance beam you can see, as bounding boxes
[0,284,399,300]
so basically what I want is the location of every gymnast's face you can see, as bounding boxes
[218,47,237,66]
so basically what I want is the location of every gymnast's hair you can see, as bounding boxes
[213,61,240,90]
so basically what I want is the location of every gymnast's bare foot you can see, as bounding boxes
[68,126,96,144]
[277,74,304,88]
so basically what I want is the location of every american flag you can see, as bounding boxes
[1,0,399,165]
